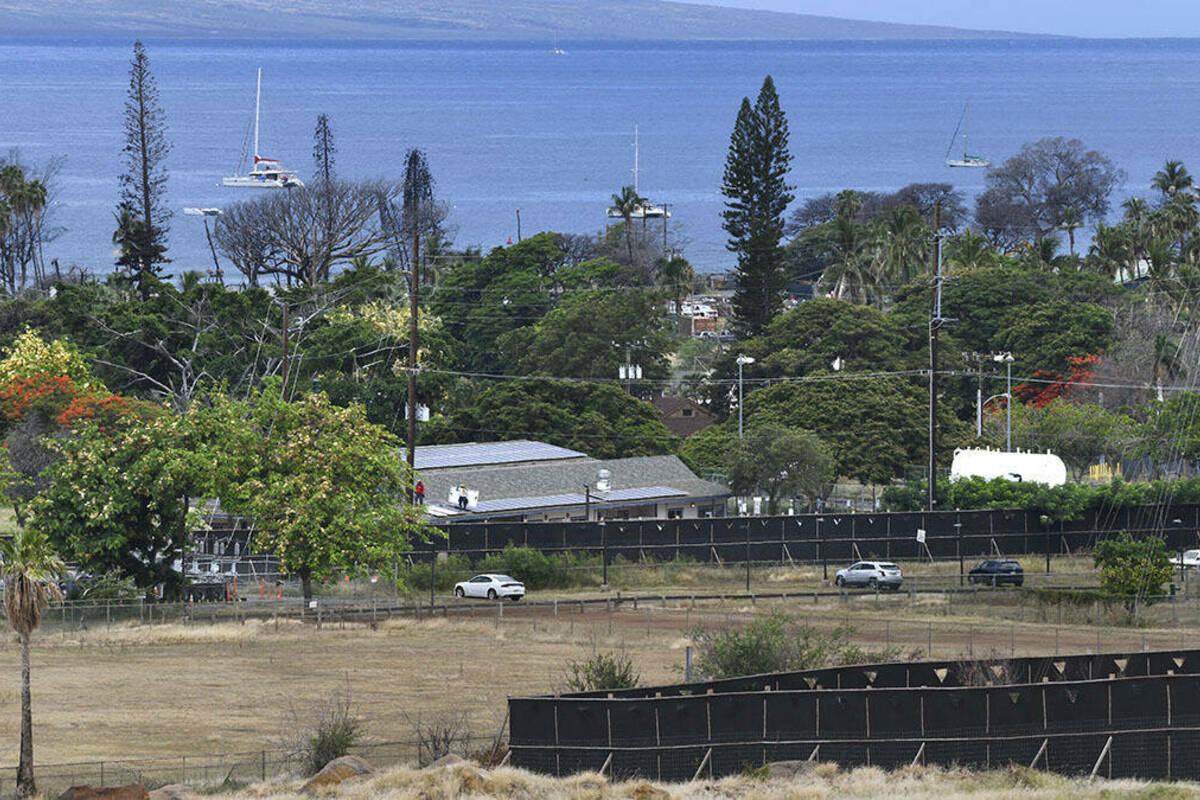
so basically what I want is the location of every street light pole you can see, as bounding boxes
[955,521,963,587]
[600,521,608,589]
[990,352,1015,452]
[736,354,755,439]
[1006,356,1014,453]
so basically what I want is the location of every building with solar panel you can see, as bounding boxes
[416,440,729,522]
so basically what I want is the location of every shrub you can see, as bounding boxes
[71,570,139,601]
[283,683,362,776]
[1094,532,1173,612]
[406,712,471,766]
[564,651,641,692]
[479,545,571,590]
[405,552,473,593]
[689,613,918,680]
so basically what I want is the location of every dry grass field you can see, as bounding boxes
[150,762,1200,800]
[0,590,1196,776]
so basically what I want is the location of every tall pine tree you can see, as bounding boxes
[312,113,336,183]
[722,75,793,339]
[116,40,171,300]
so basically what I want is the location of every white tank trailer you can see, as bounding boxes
[950,447,1068,487]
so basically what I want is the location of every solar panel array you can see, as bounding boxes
[468,486,688,514]
[415,440,588,470]
[605,486,688,501]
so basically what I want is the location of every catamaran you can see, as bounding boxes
[945,102,990,169]
[606,125,670,219]
[222,68,303,189]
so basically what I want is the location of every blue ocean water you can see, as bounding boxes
[1,36,1198,275]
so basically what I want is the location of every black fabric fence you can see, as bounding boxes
[418,505,1200,564]
[509,648,1200,782]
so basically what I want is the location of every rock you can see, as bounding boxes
[453,763,492,792]
[630,782,670,800]
[427,753,465,769]
[765,759,818,779]
[57,785,149,800]
[147,785,188,800]
[300,755,375,794]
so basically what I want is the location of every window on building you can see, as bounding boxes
[667,507,684,519]
[681,408,694,417]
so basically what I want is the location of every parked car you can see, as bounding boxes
[834,561,903,591]
[1177,550,1200,569]
[454,574,525,601]
[968,559,1025,586]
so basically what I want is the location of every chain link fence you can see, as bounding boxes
[0,736,501,797]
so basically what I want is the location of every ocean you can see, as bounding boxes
[2,36,1199,277]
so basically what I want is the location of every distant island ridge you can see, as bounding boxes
[0,0,1042,40]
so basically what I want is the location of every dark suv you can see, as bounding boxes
[968,559,1024,586]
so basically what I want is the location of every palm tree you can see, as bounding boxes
[1056,206,1083,254]
[873,204,928,285]
[1021,236,1064,271]
[1153,159,1193,200]
[1163,193,1199,253]
[0,528,63,797]
[22,180,46,286]
[943,228,998,271]
[818,215,876,304]
[658,255,695,315]
[609,185,645,265]
[1151,333,1185,401]
[1086,223,1131,282]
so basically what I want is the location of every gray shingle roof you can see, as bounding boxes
[421,453,727,518]
[414,440,587,470]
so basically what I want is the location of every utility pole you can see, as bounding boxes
[928,203,954,513]
[406,221,420,503]
[625,345,633,394]
[516,208,522,243]
[661,204,669,254]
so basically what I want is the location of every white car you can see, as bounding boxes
[454,573,525,601]
[1177,550,1200,569]
[834,561,903,591]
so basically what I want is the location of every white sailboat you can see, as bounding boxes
[550,35,566,55]
[606,125,670,219]
[945,102,990,169]
[222,68,303,189]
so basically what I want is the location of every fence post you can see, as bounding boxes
[1089,736,1113,780]
[262,750,266,781]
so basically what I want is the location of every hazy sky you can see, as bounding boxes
[689,0,1200,38]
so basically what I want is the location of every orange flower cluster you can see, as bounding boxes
[0,373,132,430]
[1012,353,1101,408]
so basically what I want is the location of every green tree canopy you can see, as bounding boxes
[1094,533,1173,612]
[1008,400,1137,480]
[704,298,918,417]
[497,288,671,383]
[741,377,968,484]
[205,386,427,599]
[29,408,200,598]
[723,75,793,339]
[727,423,833,513]
[427,379,678,459]
[995,300,1113,377]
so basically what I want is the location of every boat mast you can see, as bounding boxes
[253,67,262,160]
[633,125,640,194]
[962,101,969,158]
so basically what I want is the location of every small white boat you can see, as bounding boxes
[945,102,990,169]
[222,68,303,189]
[550,35,566,55]
[606,125,670,219]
